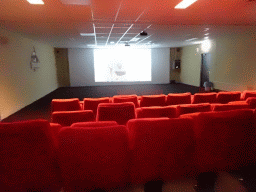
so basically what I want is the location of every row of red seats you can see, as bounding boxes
[51,97,256,126]
[1,109,256,191]
[51,90,256,113]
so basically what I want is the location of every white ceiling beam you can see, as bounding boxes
[105,24,115,46]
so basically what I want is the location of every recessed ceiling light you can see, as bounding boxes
[204,36,209,39]
[185,37,198,41]
[130,38,140,42]
[110,41,115,44]
[204,33,210,36]
[80,33,95,36]
[175,0,198,9]
[204,28,210,31]
[27,0,44,4]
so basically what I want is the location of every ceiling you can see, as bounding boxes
[0,0,255,48]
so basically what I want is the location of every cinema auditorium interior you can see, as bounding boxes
[1,0,256,191]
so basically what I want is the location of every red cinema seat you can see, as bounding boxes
[229,97,256,109]
[211,103,249,111]
[193,109,256,172]
[216,91,241,104]
[83,97,110,117]
[139,94,166,107]
[136,105,179,118]
[246,97,256,109]
[166,92,191,106]
[177,103,211,116]
[192,92,217,104]
[58,125,130,192]
[241,90,256,100]
[51,98,81,112]
[113,95,139,108]
[0,120,62,191]
[97,102,135,125]
[127,118,196,184]
[49,123,62,147]
[51,110,94,126]
[71,121,118,127]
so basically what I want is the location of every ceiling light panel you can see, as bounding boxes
[80,33,95,36]
[59,0,91,5]
[175,0,198,9]
[27,0,44,4]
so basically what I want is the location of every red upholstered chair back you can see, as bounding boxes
[51,110,94,126]
[136,105,179,118]
[177,103,211,116]
[127,117,196,183]
[246,97,256,109]
[211,103,250,111]
[83,97,110,117]
[71,121,118,127]
[113,95,139,108]
[166,92,191,105]
[241,90,256,100]
[51,98,81,112]
[192,92,217,104]
[192,109,256,172]
[0,120,61,191]
[97,102,135,125]
[139,94,166,107]
[58,125,130,191]
[216,91,241,103]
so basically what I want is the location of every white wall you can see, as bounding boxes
[69,48,170,86]
[0,27,58,119]
[211,30,256,91]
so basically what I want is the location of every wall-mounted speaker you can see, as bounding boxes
[173,60,181,69]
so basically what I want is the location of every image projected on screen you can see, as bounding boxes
[94,48,151,82]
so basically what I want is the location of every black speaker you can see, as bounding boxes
[173,60,181,69]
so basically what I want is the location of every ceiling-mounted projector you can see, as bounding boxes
[140,31,148,36]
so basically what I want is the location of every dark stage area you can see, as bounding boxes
[2,83,201,123]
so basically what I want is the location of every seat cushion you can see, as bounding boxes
[241,90,256,100]
[127,117,196,183]
[83,97,110,116]
[216,91,241,104]
[139,95,166,107]
[246,97,256,109]
[97,102,135,125]
[71,121,118,127]
[113,95,139,108]
[58,125,130,191]
[0,120,61,191]
[178,103,211,116]
[211,103,249,111]
[136,105,179,118]
[193,109,256,172]
[166,92,191,105]
[52,110,95,126]
[51,98,81,112]
[192,92,217,104]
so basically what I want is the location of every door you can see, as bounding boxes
[200,53,211,87]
